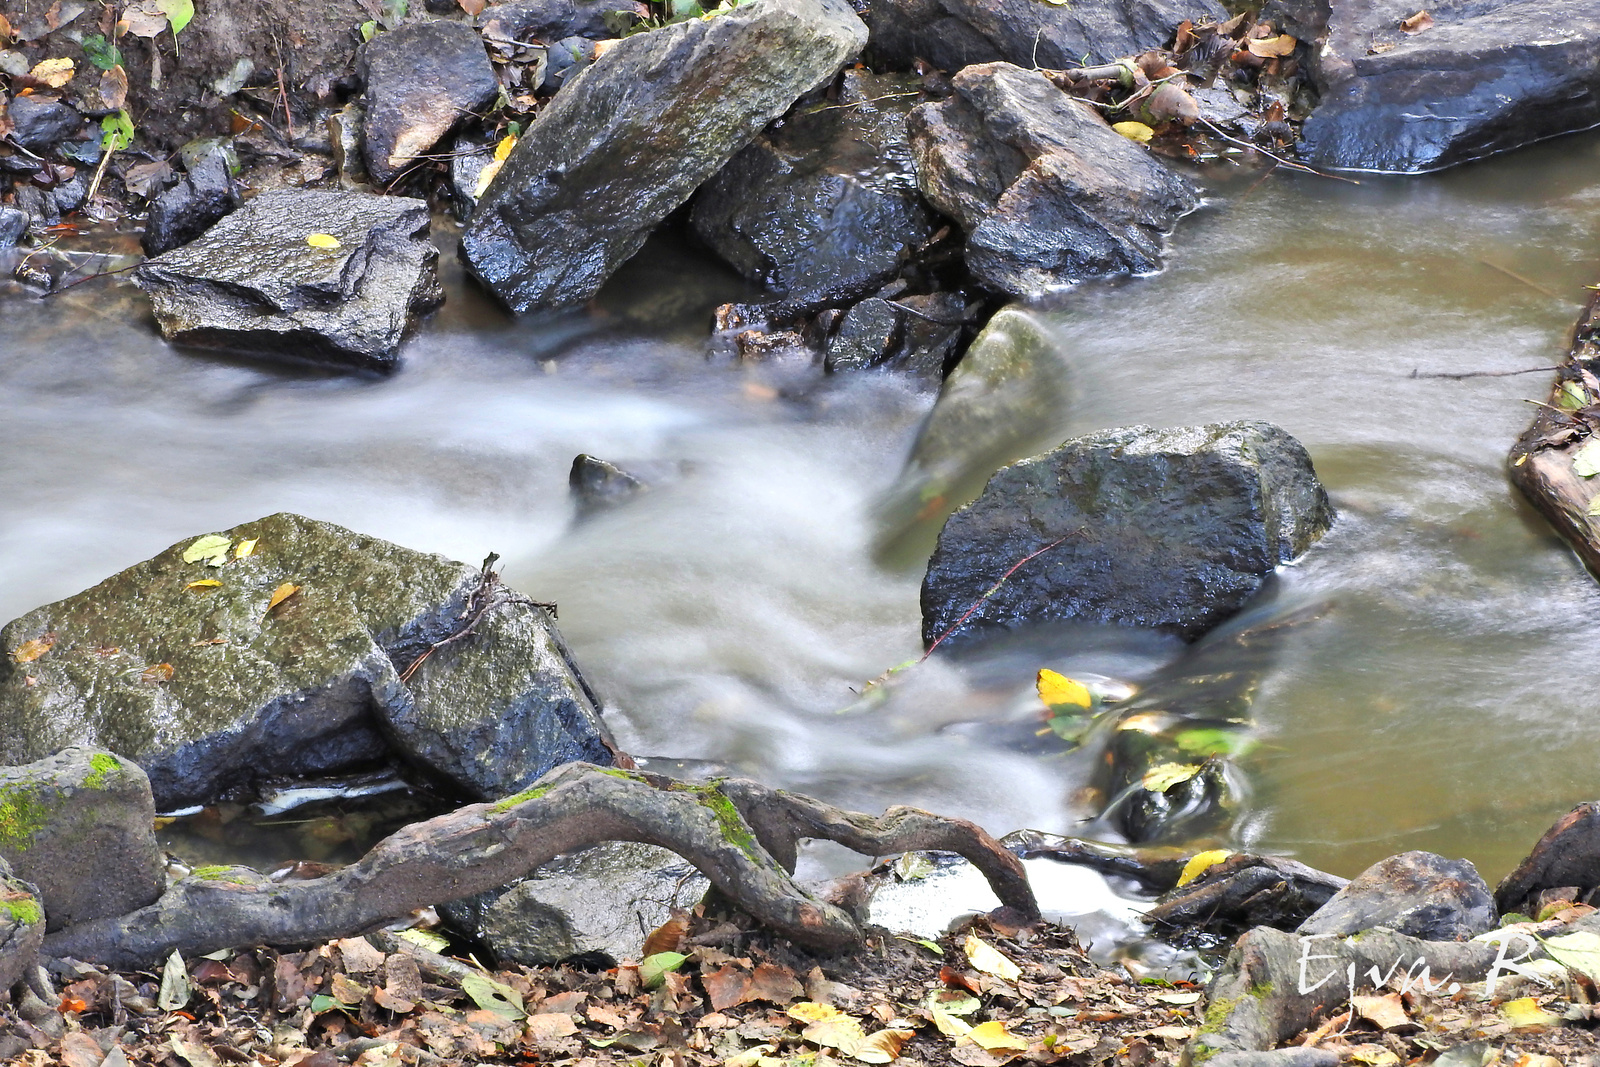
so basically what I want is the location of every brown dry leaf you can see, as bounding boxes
[99,63,128,109]
[267,582,301,612]
[543,990,585,1014]
[1350,991,1411,1031]
[1245,33,1297,56]
[950,1044,1007,1066]
[1173,19,1196,52]
[0,13,13,39]
[587,1003,627,1029]
[1142,82,1200,125]
[330,972,368,1006]
[12,633,56,663]
[643,910,688,957]
[141,662,175,682]
[272,954,315,1012]
[457,0,487,13]
[705,961,803,1011]
[29,57,75,87]
[853,1028,914,1063]
[1399,9,1433,33]
[337,937,386,974]
[124,159,173,196]
[59,1032,104,1067]
[523,1012,578,1044]
[120,0,170,38]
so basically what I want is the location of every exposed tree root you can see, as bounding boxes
[42,763,1038,970]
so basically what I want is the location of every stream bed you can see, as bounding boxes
[4,131,1600,916]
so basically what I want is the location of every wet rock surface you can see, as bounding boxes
[907,62,1198,299]
[359,20,501,185]
[0,856,43,1000]
[0,512,613,810]
[691,69,935,311]
[570,454,648,519]
[825,297,904,371]
[922,421,1334,647]
[479,0,646,45]
[134,190,443,371]
[6,95,82,150]
[440,841,709,965]
[1496,800,1600,916]
[1146,854,1348,935]
[866,0,1228,74]
[460,0,867,312]
[1286,0,1600,172]
[0,748,165,932]
[0,207,26,248]
[1298,850,1495,941]
[140,148,241,257]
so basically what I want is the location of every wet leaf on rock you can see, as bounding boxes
[1141,762,1201,792]
[1245,34,1297,56]
[306,233,342,250]
[1176,849,1232,887]
[1112,121,1154,143]
[266,583,301,612]
[234,538,258,558]
[141,662,175,682]
[11,634,56,663]
[185,579,221,590]
[964,935,1020,983]
[158,950,191,1010]
[1037,669,1091,709]
[1399,9,1433,33]
[182,534,232,566]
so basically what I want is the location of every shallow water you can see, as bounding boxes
[4,131,1600,905]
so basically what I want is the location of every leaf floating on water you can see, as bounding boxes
[963,934,1020,982]
[1142,762,1201,792]
[182,534,232,566]
[11,634,55,664]
[141,662,175,682]
[1112,121,1154,143]
[266,583,301,612]
[1573,439,1600,478]
[185,579,222,590]
[1174,725,1256,758]
[1398,9,1432,33]
[1037,668,1091,709]
[1176,849,1233,887]
[306,233,342,250]
[234,538,258,558]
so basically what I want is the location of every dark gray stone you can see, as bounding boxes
[461,0,867,313]
[866,0,1226,74]
[691,70,935,310]
[892,290,976,382]
[440,841,708,965]
[0,206,27,248]
[826,297,903,371]
[134,190,443,372]
[570,454,646,519]
[141,149,241,256]
[1280,0,1600,172]
[921,421,1334,647]
[907,63,1198,300]
[0,855,43,998]
[49,175,86,214]
[1298,850,1496,941]
[7,95,82,150]
[0,513,615,809]
[0,748,165,932]
[543,35,598,90]
[359,20,501,185]
[480,0,646,45]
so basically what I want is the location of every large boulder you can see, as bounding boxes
[921,421,1333,647]
[690,69,936,311]
[1495,800,1600,917]
[866,0,1226,73]
[460,0,868,313]
[1278,0,1600,172]
[0,748,165,931]
[0,513,615,810]
[359,20,501,185]
[134,190,443,372]
[907,62,1198,300]
[1298,851,1496,941]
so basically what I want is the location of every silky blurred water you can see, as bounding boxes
[4,130,1600,894]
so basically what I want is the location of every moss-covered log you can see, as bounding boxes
[42,763,1038,969]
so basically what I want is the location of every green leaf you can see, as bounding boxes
[158,950,191,1011]
[81,33,123,70]
[1141,762,1201,792]
[896,936,943,955]
[1539,930,1600,982]
[925,988,981,1016]
[460,972,525,1019]
[1046,710,1092,744]
[100,109,134,152]
[667,0,704,19]
[360,19,378,40]
[396,927,449,952]
[1575,439,1600,478]
[1173,726,1256,758]
[640,951,687,989]
[1560,381,1587,410]
[309,993,345,1014]
[181,533,232,566]
[155,0,193,34]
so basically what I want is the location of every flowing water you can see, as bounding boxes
[4,131,1600,919]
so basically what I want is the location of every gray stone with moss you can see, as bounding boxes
[0,854,44,996]
[0,513,615,810]
[0,747,163,931]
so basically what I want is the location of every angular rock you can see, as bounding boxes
[543,35,599,89]
[480,0,646,44]
[0,748,165,931]
[908,62,1198,299]
[0,513,614,809]
[1298,850,1495,941]
[7,94,82,150]
[891,290,981,382]
[141,148,241,256]
[570,454,647,519]
[1145,854,1348,934]
[826,298,903,371]
[134,190,443,372]
[440,841,709,965]
[461,0,867,312]
[0,857,43,997]
[922,421,1333,647]
[1496,801,1600,917]
[0,206,27,248]
[359,20,500,185]
[1279,0,1600,172]
[691,69,936,310]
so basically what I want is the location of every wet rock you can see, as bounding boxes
[141,148,241,257]
[543,35,599,89]
[867,0,1226,76]
[908,62,1198,299]
[1145,854,1348,934]
[570,454,647,519]
[50,175,86,214]
[0,857,43,997]
[1496,800,1600,917]
[1279,0,1600,172]
[0,748,165,931]
[359,20,500,185]
[826,298,903,371]
[7,94,82,150]
[0,206,28,248]
[461,0,867,313]
[449,131,497,218]
[134,190,443,372]
[691,70,935,311]
[1298,850,1495,941]
[921,421,1334,647]
[0,512,614,810]
[480,0,645,45]
[439,841,708,965]
[892,290,980,381]
[329,102,370,189]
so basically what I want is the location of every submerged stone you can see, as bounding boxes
[569,454,647,520]
[359,20,501,184]
[0,513,614,809]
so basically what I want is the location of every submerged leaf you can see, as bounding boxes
[1037,669,1091,709]
[1142,762,1201,792]
[182,534,233,566]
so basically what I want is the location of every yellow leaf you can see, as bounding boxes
[494,134,516,162]
[185,579,222,590]
[801,1014,867,1052]
[472,158,505,199]
[928,1006,971,1037]
[1036,668,1091,709]
[788,1003,843,1024]
[181,534,232,567]
[1112,121,1154,143]
[141,662,175,682]
[851,1028,912,1063]
[234,538,258,558]
[1177,849,1233,887]
[964,934,1020,983]
[267,583,301,612]
[966,1020,1028,1053]
[1142,762,1201,792]
[29,57,75,88]
[1245,33,1297,57]
[1348,1048,1399,1067]
[11,634,56,664]
[1501,996,1558,1030]
[1350,992,1409,1031]
[306,233,342,250]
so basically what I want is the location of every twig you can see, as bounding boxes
[1478,258,1565,302]
[40,259,145,297]
[921,534,1073,659]
[1410,365,1562,380]
[1197,117,1360,184]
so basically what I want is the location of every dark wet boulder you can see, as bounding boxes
[439,841,708,965]
[691,69,935,311]
[543,35,600,90]
[0,748,165,931]
[134,190,443,372]
[826,298,904,372]
[907,62,1198,300]
[867,0,1226,75]
[1496,800,1600,917]
[1144,854,1348,934]
[922,421,1333,647]
[1298,850,1495,941]
[359,20,501,185]
[570,454,648,519]
[460,0,867,313]
[1277,0,1600,172]
[0,857,43,997]
[0,206,26,248]
[6,94,82,150]
[0,513,615,810]
[479,0,646,45]
[141,148,241,257]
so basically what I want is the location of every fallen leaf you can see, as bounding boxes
[155,0,193,33]
[1501,996,1559,1030]
[306,232,342,250]
[789,1002,844,1024]
[1176,849,1233,887]
[266,583,301,612]
[460,972,525,1019]
[640,951,687,989]
[801,1012,867,1052]
[897,935,943,955]
[1398,9,1432,33]
[1245,33,1297,56]
[1573,439,1600,477]
[234,538,258,558]
[929,1005,973,1037]
[1037,668,1091,709]
[119,0,170,37]
[524,1012,579,1043]
[1348,1047,1400,1067]
[1588,497,1600,516]
[1155,991,1203,1006]
[29,57,75,87]
[1350,992,1410,1030]
[158,949,191,1010]
[98,63,128,109]
[926,989,981,1016]
[642,911,688,957]
[11,634,55,663]
[963,935,1020,983]
[182,534,233,566]
[1139,1024,1196,1040]
[1141,83,1200,125]
[1560,381,1587,409]
[0,14,12,39]
[141,662,175,682]
[186,579,222,590]
[853,1028,913,1063]
[966,1020,1028,1053]
[1142,762,1201,792]
[1538,929,1600,982]
[1112,120,1154,143]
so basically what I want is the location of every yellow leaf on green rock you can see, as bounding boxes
[1112,121,1154,143]
[964,934,1020,982]
[266,583,300,612]
[1036,668,1091,709]
[306,233,341,250]
[181,534,232,566]
[185,579,222,590]
[234,538,258,558]
[1176,849,1233,887]
[11,634,55,664]
[473,159,506,199]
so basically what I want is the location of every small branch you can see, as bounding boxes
[1197,118,1360,184]
[1478,258,1566,302]
[922,534,1073,658]
[1409,365,1562,380]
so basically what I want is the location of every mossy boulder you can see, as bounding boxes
[0,747,164,931]
[0,513,615,810]
[0,857,43,997]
